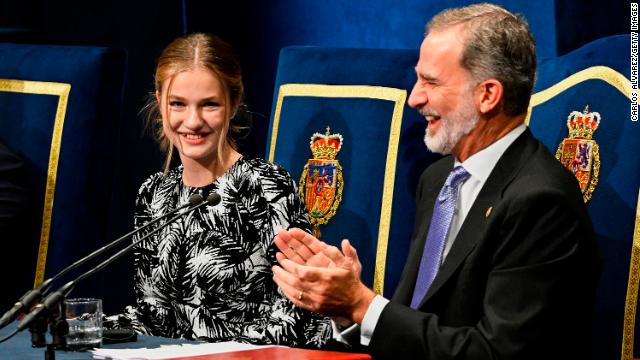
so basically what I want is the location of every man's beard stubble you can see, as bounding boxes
[422,94,479,155]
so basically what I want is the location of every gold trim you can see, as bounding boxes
[588,143,601,203]
[623,190,640,360]
[0,79,71,287]
[525,66,631,125]
[270,84,406,295]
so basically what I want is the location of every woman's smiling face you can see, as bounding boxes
[158,67,229,167]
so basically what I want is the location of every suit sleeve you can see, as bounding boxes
[368,185,598,359]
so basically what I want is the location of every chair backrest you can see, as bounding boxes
[0,43,127,306]
[266,46,441,296]
[527,34,638,360]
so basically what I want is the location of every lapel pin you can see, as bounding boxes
[485,206,493,218]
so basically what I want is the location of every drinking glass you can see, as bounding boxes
[64,298,103,350]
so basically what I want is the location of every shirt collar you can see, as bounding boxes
[454,123,527,183]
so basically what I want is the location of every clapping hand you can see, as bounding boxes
[272,228,374,325]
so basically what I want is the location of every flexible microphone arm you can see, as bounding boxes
[15,192,222,333]
[0,193,206,330]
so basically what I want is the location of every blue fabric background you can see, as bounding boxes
[268,47,442,296]
[0,0,631,354]
[529,34,637,359]
[0,44,127,310]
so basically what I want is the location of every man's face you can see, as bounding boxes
[407,26,479,156]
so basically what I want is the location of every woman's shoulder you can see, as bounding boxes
[235,157,295,181]
[227,157,301,199]
[137,167,181,196]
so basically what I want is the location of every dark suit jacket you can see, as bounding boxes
[368,129,600,359]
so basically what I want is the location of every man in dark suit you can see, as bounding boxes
[272,3,600,359]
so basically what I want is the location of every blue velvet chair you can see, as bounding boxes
[266,46,440,296]
[527,34,637,360]
[0,43,127,308]
[267,34,637,359]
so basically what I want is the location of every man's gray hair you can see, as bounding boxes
[427,3,536,117]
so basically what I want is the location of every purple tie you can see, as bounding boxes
[410,166,470,309]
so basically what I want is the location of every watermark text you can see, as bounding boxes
[632,3,639,121]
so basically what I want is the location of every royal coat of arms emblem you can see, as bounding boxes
[299,127,344,238]
[555,105,601,203]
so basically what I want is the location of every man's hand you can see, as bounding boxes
[274,228,333,267]
[272,230,375,325]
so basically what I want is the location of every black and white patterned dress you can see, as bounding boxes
[124,157,331,346]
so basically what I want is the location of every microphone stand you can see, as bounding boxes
[24,194,206,352]
[0,194,205,333]
[8,193,221,359]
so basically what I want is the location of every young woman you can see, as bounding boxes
[120,33,330,347]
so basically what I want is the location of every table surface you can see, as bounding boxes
[0,324,370,360]
[0,325,186,359]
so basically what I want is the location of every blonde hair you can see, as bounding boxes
[427,3,536,116]
[144,33,246,174]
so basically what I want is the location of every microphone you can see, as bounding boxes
[0,278,53,329]
[16,282,74,332]
[0,193,205,330]
[205,192,222,207]
[15,191,221,332]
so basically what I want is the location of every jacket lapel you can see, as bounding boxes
[418,129,538,307]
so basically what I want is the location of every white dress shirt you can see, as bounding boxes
[341,123,528,346]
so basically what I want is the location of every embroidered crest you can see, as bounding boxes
[299,127,344,238]
[555,105,601,203]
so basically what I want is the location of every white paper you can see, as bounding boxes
[91,341,277,360]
